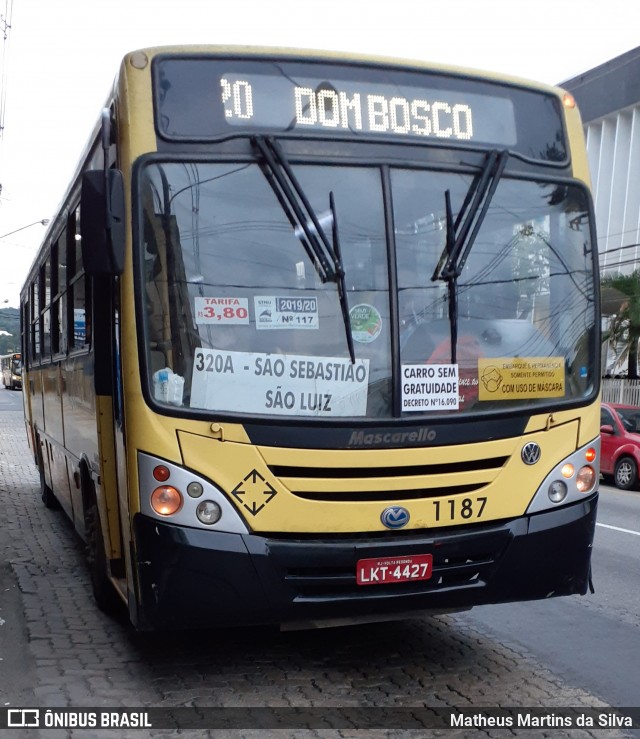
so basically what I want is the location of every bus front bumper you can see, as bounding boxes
[132,494,597,630]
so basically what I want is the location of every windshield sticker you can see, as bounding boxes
[195,297,249,325]
[350,304,382,343]
[254,296,319,330]
[190,349,370,416]
[401,364,459,412]
[478,357,565,400]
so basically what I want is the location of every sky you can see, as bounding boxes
[0,0,638,307]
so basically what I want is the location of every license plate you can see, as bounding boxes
[356,554,433,586]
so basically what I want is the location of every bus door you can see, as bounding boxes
[91,273,128,593]
[42,360,73,516]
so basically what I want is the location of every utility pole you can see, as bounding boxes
[0,0,14,198]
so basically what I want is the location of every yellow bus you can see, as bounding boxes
[1,352,22,390]
[21,46,600,630]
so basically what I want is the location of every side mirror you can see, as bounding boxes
[80,169,125,275]
[600,424,614,435]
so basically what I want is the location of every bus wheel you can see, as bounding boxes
[85,495,122,615]
[38,449,59,510]
[614,456,637,490]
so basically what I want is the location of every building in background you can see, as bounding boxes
[563,48,640,378]
[563,47,640,277]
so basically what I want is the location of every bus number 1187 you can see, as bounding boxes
[433,496,487,522]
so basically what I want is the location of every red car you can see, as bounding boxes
[600,402,640,489]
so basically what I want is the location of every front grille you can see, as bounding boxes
[290,484,483,502]
[267,455,509,502]
[269,457,508,479]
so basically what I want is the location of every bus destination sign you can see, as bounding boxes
[153,57,567,161]
[217,73,512,144]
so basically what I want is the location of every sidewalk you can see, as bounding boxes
[0,410,39,715]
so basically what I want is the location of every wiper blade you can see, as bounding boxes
[431,149,509,364]
[252,136,356,363]
[443,189,459,364]
[252,136,335,282]
[329,191,356,364]
[432,149,509,282]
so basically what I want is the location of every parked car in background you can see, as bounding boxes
[600,402,640,490]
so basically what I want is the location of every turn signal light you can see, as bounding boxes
[151,486,183,516]
[153,465,171,482]
[561,463,575,478]
[585,447,597,463]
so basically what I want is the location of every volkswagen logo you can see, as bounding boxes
[521,441,542,465]
[381,506,410,529]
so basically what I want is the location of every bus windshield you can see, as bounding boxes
[139,160,596,419]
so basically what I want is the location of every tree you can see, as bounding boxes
[601,270,640,380]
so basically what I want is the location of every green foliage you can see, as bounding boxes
[601,270,640,379]
[0,307,20,355]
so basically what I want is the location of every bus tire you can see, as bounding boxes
[614,456,637,490]
[38,446,59,510]
[85,493,122,616]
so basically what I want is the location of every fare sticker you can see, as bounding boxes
[478,357,565,400]
[195,297,249,325]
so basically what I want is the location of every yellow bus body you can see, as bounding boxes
[21,47,600,629]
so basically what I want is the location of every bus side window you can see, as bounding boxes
[21,302,29,367]
[68,205,92,350]
[141,180,190,375]
[29,279,40,362]
[57,227,69,355]
[50,231,69,356]
[43,257,53,359]
[143,206,170,372]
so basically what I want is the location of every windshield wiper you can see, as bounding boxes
[252,136,355,363]
[431,149,509,363]
[328,190,356,364]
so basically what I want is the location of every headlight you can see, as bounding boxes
[548,480,568,503]
[138,452,249,534]
[527,438,600,514]
[576,466,596,493]
[151,486,183,515]
[196,500,222,525]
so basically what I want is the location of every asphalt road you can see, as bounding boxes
[0,385,23,409]
[461,483,640,707]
